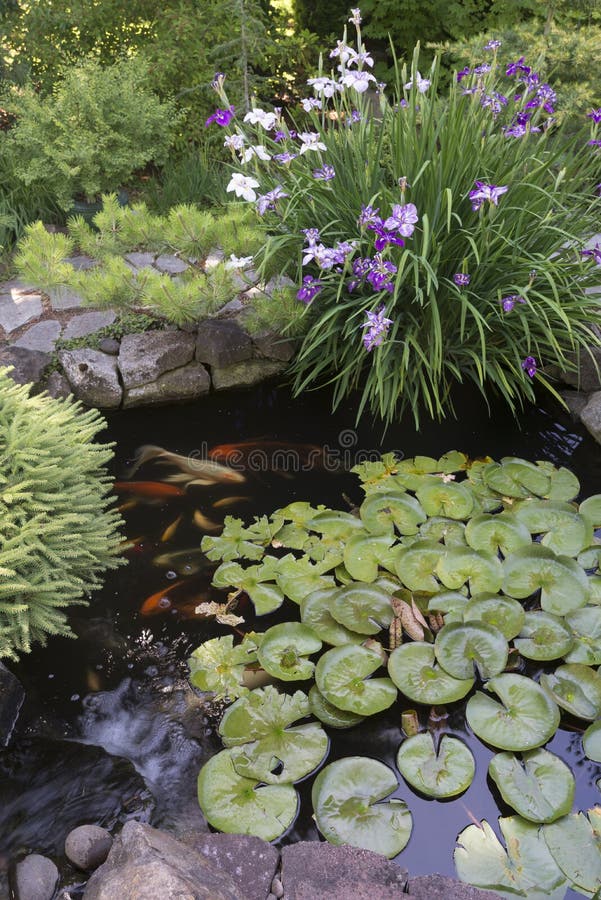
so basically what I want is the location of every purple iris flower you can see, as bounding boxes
[481,92,507,116]
[351,110,362,122]
[473,64,491,76]
[484,39,502,51]
[211,72,226,90]
[469,181,508,211]
[520,72,540,92]
[582,243,601,265]
[273,152,297,164]
[504,111,540,138]
[358,205,380,227]
[205,106,235,127]
[313,164,336,181]
[457,67,471,83]
[383,203,419,237]
[506,57,531,77]
[368,218,405,252]
[596,184,601,196]
[587,108,601,124]
[362,306,393,351]
[353,257,375,278]
[521,356,537,378]
[453,273,471,287]
[297,275,322,303]
[302,227,321,246]
[526,84,556,114]
[588,140,601,148]
[501,295,526,312]
[366,256,397,292]
[256,185,288,216]
[273,130,286,142]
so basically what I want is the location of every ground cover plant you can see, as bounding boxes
[187,449,601,897]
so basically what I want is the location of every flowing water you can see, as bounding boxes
[1,382,600,897]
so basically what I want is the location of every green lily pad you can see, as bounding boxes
[393,540,445,592]
[300,588,364,646]
[543,465,581,502]
[540,663,601,720]
[312,756,412,858]
[187,633,262,699]
[343,532,397,582]
[427,590,469,624]
[583,720,601,762]
[543,808,601,897]
[435,622,508,680]
[315,644,397,715]
[360,491,426,536]
[329,582,394,635]
[197,749,298,840]
[308,510,365,538]
[416,480,475,520]
[578,546,601,571]
[579,495,601,528]
[419,517,467,545]
[455,816,568,900]
[212,557,284,615]
[466,673,560,751]
[488,749,575,823]
[277,501,325,525]
[462,593,525,639]
[502,544,590,615]
[308,684,366,729]
[437,450,469,473]
[464,513,532,556]
[588,575,601,605]
[513,611,574,661]
[202,516,267,562]
[512,500,592,557]
[436,546,504,594]
[396,733,475,798]
[219,686,328,784]
[397,455,440,474]
[563,606,601,664]
[275,553,336,604]
[483,458,551,499]
[257,623,322,681]
[351,452,403,490]
[389,643,474,705]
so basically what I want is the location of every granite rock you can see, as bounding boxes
[281,843,408,900]
[581,390,601,444]
[560,347,601,392]
[13,854,59,900]
[154,254,189,274]
[196,319,252,368]
[47,286,85,310]
[184,833,279,900]
[123,362,210,408]
[119,331,195,389]
[62,311,117,340]
[98,338,120,355]
[406,874,502,900]
[251,330,295,362]
[64,255,97,271]
[124,252,155,270]
[0,661,25,746]
[44,371,72,400]
[0,347,50,385]
[13,320,62,352]
[59,349,122,408]
[560,389,589,421]
[211,358,286,390]
[0,285,43,332]
[65,824,113,871]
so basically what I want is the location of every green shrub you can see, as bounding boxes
[0,368,125,660]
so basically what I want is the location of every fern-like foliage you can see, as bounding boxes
[0,368,125,660]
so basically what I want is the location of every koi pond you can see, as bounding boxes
[1,381,601,898]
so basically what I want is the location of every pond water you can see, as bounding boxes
[1,381,600,896]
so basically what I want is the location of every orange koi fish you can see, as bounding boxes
[127,444,246,484]
[113,481,186,498]
[140,579,187,616]
[208,440,336,475]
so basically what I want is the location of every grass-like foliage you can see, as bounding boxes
[209,15,601,426]
[0,369,125,660]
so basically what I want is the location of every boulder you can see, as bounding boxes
[83,821,241,900]
[0,283,43,332]
[13,854,58,900]
[65,824,113,871]
[123,362,210,408]
[581,390,601,444]
[13,320,62,353]
[0,347,50,386]
[118,331,195,389]
[560,389,589,422]
[44,371,72,400]
[280,842,408,900]
[0,661,25,746]
[211,359,286,391]
[251,330,295,362]
[196,319,252,368]
[62,311,117,340]
[59,349,122,408]
[560,347,601,392]
[98,338,120,356]
[406,874,502,900]
[184,833,279,900]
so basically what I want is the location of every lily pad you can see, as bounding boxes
[466,673,560,751]
[308,685,366,729]
[329,582,394,635]
[465,513,532,556]
[360,490,426,536]
[543,808,601,897]
[257,623,322,681]
[540,663,601,720]
[483,458,552,499]
[202,516,267,562]
[512,499,591,557]
[212,557,284,615]
[563,606,601,665]
[394,540,445,592]
[396,733,475,798]
[197,749,298,841]
[427,590,469,624]
[389,643,474,705]
[312,756,412,858]
[543,466,581,502]
[583,720,601,762]
[416,480,475,520]
[343,532,397,582]
[462,593,525,639]
[435,621,508,680]
[308,510,365,537]
[579,495,601,528]
[275,553,336,604]
[315,644,397,715]
[488,749,575,823]
[436,546,504,594]
[502,545,589,615]
[513,611,574,661]
[419,517,467,545]
[300,588,364,646]
[187,633,262,699]
[578,546,601,571]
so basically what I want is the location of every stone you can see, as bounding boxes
[119,331,195,389]
[0,662,25,746]
[83,821,240,900]
[281,843,408,900]
[13,320,62,352]
[265,274,295,295]
[212,359,286,391]
[560,347,601,392]
[44,371,72,400]
[196,319,253,368]
[184,833,279,900]
[65,825,113,872]
[0,347,50,385]
[124,252,155,270]
[13,854,58,900]
[64,255,97,271]
[59,349,122,408]
[560,389,589,421]
[581,390,601,444]
[98,338,120,355]
[204,248,225,270]
[123,362,210,408]
[216,298,245,317]
[0,286,43,332]
[252,330,295,362]
[154,254,189,275]
[62,311,117,340]
[406,874,503,900]
[47,286,85,310]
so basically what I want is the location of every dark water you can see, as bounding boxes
[1,381,600,896]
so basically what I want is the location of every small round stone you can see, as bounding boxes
[98,338,120,355]
[64,824,113,871]
[14,853,59,900]
[271,877,284,899]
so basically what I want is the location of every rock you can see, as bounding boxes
[123,362,210,407]
[64,255,97,271]
[65,825,113,872]
[196,319,253,368]
[204,248,225,270]
[271,875,284,898]
[211,359,286,390]
[47,286,85,310]
[154,254,189,275]
[216,298,245,317]
[118,331,195,389]
[265,274,295,295]
[13,854,58,900]
[0,347,50,385]
[13,320,62,352]
[98,338,120,355]
[124,252,155,270]
[581,390,601,444]
[560,389,589,421]
[44,371,72,400]
[281,843,408,900]
[251,330,295,362]
[59,349,122,408]
[184,833,279,900]
[62,311,117,340]
[83,821,240,900]
[0,285,43,332]
[0,661,25,746]
[560,347,601,392]
[406,874,503,899]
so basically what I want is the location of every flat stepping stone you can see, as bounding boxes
[124,252,156,270]
[0,284,43,332]
[47,286,85,310]
[154,255,189,274]
[0,346,51,384]
[14,320,62,352]
[204,248,225,270]
[62,311,117,340]
[64,255,97,271]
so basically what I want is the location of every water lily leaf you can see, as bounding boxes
[465,513,532,556]
[300,588,363,646]
[563,607,601,664]
[580,495,601,528]
[512,500,592,557]
[389,643,474,704]
[540,663,601,720]
[187,633,262,699]
[212,557,284,615]
[397,455,439,474]
[583,721,601,762]
[589,576,601,606]
[274,522,312,549]
[578,546,601,571]
[427,590,469,624]
[315,644,397,715]
[308,684,366,729]
[435,622,508,680]
[343,532,397,582]
[419,517,467,545]
[454,816,568,900]
[308,510,365,539]
[502,545,590,615]
[277,501,325,524]
[466,674,560,751]
[437,450,469,473]
[312,756,412,858]
[462,593,526,639]
[351,453,403,491]
[360,491,427,536]
[416,480,474,520]
[396,733,475,798]
[197,749,297,841]
[329,582,393,635]
[393,540,445,592]
[543,809,601,897]
[483,458,551,499]
[202,516,266,562]
[275,553,336,604]
[513,611,574,661]
[257,623,322,681]
[436,546,504,594]
[542,465,581,502]
[488,749,575,823]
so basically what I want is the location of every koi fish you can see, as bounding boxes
[207,440,339,474]
[127,444,246,484]
[152,548,213,575]
[161,514,183,542]
[212,496,252,509]
[113,481,185,498]
[193,509,222,532]
[140,579,187,615]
